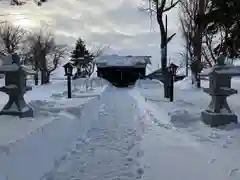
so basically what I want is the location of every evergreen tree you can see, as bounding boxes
[70,37,93,79]
[71,38,90,64]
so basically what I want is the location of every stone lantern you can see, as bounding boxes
[63,62,74,98]
[63,62,74,77]
[0,53,35,117]
[201,55,240,127]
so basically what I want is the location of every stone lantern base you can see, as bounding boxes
[201,110,237,127]
[0,85,34,118]
[0,107,33,118]
[0,100,34,118]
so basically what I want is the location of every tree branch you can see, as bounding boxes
[163,0,180,12]
[167,33,176,44]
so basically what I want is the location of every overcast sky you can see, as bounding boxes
[0,0,184,69]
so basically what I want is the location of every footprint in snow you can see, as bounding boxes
[221,143,228,148]
[136,167,144,179]
[136,150,144,158]
[47,104,55,108]
[208,158,216,164]
[228,168,239,176]
[136,135,142,142]
[0,145,10,156]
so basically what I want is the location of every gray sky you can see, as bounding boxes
[0,0,184,70]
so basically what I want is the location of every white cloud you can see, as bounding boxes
[0,0,185,70]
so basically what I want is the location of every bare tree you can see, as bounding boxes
[202,33,217,66]
[179,0,216,86]
[0,22,26,54]
[25,30,66,85]
[0,0,47,6]
[139,0,179,97]
[89,44,109,76]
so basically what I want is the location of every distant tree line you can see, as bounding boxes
[0,22,106,85]
[0,0,47,6]
[3,0,240,89]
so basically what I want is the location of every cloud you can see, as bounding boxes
[0,0,184,69]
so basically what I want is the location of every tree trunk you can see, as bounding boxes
[158,14,169,98]
[34,61,39,85]
[186,35,189,77]
[34,70,38,85]
[41,70,50,84]
[191,72,197,85]
[195,0,205,88]
[40,56,50,85]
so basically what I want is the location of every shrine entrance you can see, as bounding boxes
[97,66,145,87]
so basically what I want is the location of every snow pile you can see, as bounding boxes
[136,79,163,89]
[174,76,196,90]
[174,76,210,90]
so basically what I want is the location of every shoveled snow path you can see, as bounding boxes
[42,86,145,180]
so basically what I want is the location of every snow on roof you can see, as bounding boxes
[0,63,20,72]
[201,65,240,76]
[95,55,151,67]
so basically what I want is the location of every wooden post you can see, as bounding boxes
[34,60,38,85]
[186,29,189,77]
[67,76,72,98]
[169,70,174,102]
[164,15,170,98]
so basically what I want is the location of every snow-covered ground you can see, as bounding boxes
[1,72,240,180]
[0,76,107,180]
[41,85,147,180]
[136,78,240,180]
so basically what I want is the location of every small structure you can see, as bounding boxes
[168,63,178,75]
[95,55,151,87]
[63,62,74,77]
[145,63,185,83]
[201,56,240,127]
[167,63,179,102]
[0,53,35,118]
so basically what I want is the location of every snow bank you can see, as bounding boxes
[0,77,105,147]
[0,111,85,180]
[174,76,209,90]
[136,75,240,180]
[174,76,194,90]
[136,79,163,89]
[0,115,56,146]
